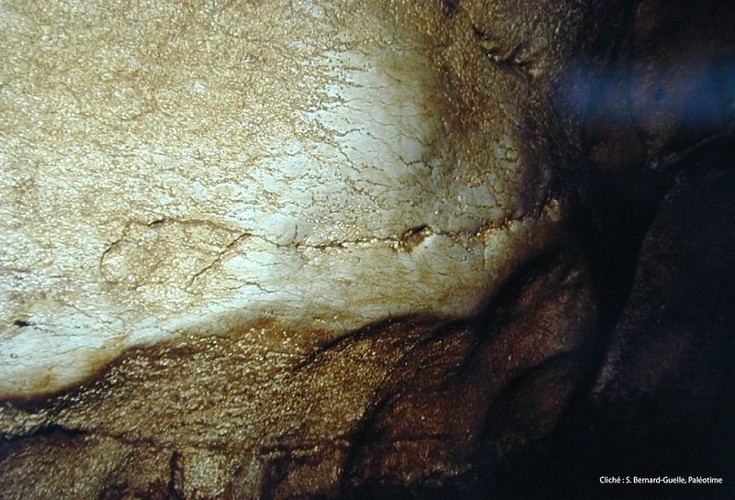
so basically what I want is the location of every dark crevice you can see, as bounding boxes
[340,391,398,489]
[490,134,735,500]
[440,0,461,18]
[167,451,185,500]
[290,317,444,374]
[0,423,87,444]
[564,164,675,401]
[259,453,291,500]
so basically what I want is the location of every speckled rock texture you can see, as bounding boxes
[1,0,733,498]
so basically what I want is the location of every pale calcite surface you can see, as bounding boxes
[0,0,558,397]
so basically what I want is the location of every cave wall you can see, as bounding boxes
[1,0,733,498]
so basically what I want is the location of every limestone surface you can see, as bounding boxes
[0,0,559,398]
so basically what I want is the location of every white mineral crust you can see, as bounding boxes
[0,0,558,397]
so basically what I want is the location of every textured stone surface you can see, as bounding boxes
[1,0,734,498]
[0,0,561,398]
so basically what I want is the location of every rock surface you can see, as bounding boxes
[1,0,733,498]
[1,0,561,398]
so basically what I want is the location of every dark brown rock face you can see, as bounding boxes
[1,1,734,498]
